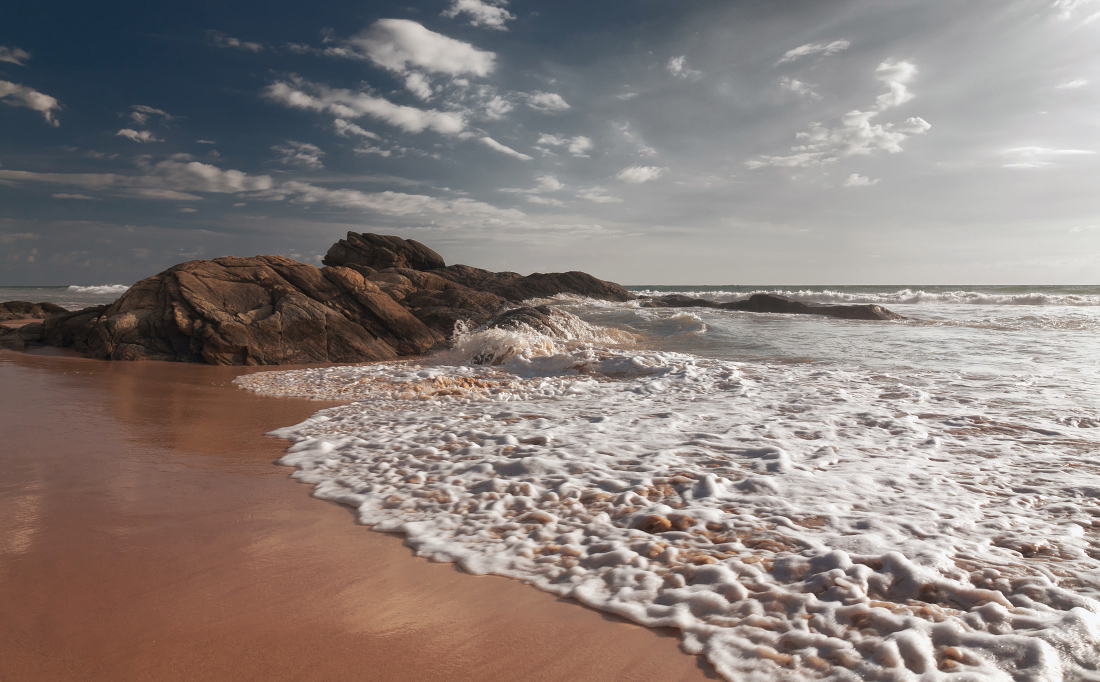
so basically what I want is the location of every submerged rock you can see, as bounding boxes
[0,300,68,321]
[643,292,903,321]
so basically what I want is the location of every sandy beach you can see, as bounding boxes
[0,349,712,681]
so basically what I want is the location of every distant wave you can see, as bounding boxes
[632,288,1100,306]
[67,284,128,295]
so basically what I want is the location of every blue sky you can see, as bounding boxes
[1,0,1098,285]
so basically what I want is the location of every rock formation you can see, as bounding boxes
[0,301,68,321]
[641,292,903,321]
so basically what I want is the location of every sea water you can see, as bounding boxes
[0,284,129,311]
[236,286,1100,681]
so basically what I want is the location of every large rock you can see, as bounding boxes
[15,257,443,364]
[642,292,903,321]
[0,300,68,321]
[323,233,445,273]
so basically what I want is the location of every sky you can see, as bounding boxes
[1,0,1099,286]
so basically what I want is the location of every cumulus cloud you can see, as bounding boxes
[264,77,466,134]
[403,72,434,100]
[667,55,702,79]
[442,0,515,30]
[843,173,880,187]
[616,165,667,183]
[207,30,264,52]
[272,141,325,169]
[349,19,495,77]
[780,77,821,100]
[333,118,380,139]
[128,105,173,126]
[480,136,533,160]
[116,129,162,143]
[535,133,593,157]
[1001,146,1095,168]
[0,45,31,66]
[0,80,61,126]
[525,91,570,112]
[577,187,622,203]
[775,39,851,65]
[484,95,514,120]
[748,61,930,169]
[1056,77,1088,89]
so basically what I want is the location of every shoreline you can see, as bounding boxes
[0,349,713,681]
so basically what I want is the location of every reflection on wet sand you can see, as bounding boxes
[0,350,712,682]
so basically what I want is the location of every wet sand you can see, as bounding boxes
[0,350,712,681]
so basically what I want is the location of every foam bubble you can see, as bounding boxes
[66,284,129,295]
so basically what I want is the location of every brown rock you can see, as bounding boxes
[636,515,673,534]
[643,292,903,321]
[0,300,68,321]
[323,232,445,272]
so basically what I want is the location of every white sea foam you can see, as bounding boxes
[239,312,1100,681]
[66,284,129,295]
[631,288,1100,307]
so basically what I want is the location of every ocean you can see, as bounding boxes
[0,285,130,311]
[14,283,1100,679]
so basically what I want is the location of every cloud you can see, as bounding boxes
[748,61,929,169]
[207,30,264,52]
[667,55,702,79]
[128,105,173,126]
[0,80,61,126]
[484,95,514,120]
[116,128,163,143]
[0,159,274,199]
[333,118,380,139]
[349,19,495,77]
[442,0,515,30]
[615,123,656,157]
[196,139,216,144]
[577,187,622,203]
[1001,146,1095,168]
[403,72,434,100]
[354,145,393,157]
[179,207,198,213]
[616,165,667,183]
[535,133,592,157]
[52,193,98,200]
[0,45,31,66]
[1050,0,1100,21]
[1056,77,1088,89]
[480,136,533,160]
[525,91,570,112]
[272,141,325,169]
[270,180,526,221]
[775,39,851,66]
[264,76,466,134]
[780,77,821,100]
[843,173,880,187]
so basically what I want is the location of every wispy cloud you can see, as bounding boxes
[0,159,274,199]
[116,129,162,143]
[843,173,880,187]
[1001,146,1094,168]
[0,45,31,66]
[525,91,570,112]
[780,77,821,100]
[616,165,667,183]
[536,133,593,157]
[0,80,61,126]
[272,141,325,169]
[577,187,622,203]
[442,0,515,30]
[207,30,264,52]
[128,105,173,126]
[347,19,495,76]
[1055,77,1088,89]
[775,39,850,66]
[667,55,702,79]
[333,118,380,140]
[480,136,533,160]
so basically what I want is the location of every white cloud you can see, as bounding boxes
[780,77,821,100]
[525,91,570,112]
[533,174,564,192]
[1056,77,1089,89]
[1050,0,1100,21]
[577,187,622,203]
[0,160,274,199]
[480,136,533,160]
[616,165,667,183]
[775,39,851,66]
[442,0,515,30]
[0,80,61,126]
[128,105,173,126]
[667,55,702,79]
[525,195,564,206]
[615,122,656,157]
[349,19,495,77]
[264,77,466,135]
[403,72,434,100]
[0,45,31,66]
[536,133,592,157]
[874,60,918,110]
[207,30,264,52]
[116,128,162,143]
[748,61,930,169]
[484,95,514,120]
[333,118,381,139]
[843,173,880,187]
[272,141,325,169]
[196,139,216,144]
[52,193,97,200]
[272,181,526,221]
[354,145,393,157]
[1001,146,1095,168]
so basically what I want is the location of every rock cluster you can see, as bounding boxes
[0,301,68,321]
[641,292,903,321]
